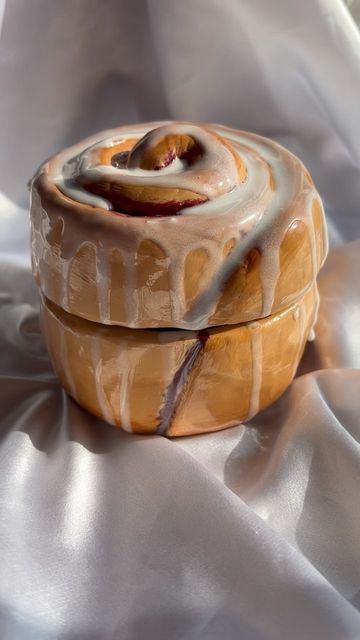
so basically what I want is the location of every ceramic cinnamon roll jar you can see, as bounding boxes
[30,122,328,436]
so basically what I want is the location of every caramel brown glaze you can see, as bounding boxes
[30,122,327,330]
[40,283,318,437]
[71,124,245,215]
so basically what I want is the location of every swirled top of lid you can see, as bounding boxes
[31,121,327,330]
[50,122,249,216]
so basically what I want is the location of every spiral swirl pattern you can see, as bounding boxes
[54,123,246,216]
[30,121,328,329]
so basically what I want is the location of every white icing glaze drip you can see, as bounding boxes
[259,238,281,317]
[308,284,320,342]
[246,322,263,421]
[92,337,114,424]
[61,258,71,310]
[181,132,300,326]
[117,350,132,433]
[307,193,318,281]
[292,300,307,378]
[96,244,110,323]
[33,122,328,330]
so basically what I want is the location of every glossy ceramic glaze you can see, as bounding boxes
[30,122,327,330]
[40,284,318,436]
[31,121,327,435]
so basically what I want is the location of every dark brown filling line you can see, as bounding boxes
[157,330,209,435]
[108,147,205,216]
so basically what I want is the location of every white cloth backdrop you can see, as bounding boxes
[0,1,360,639]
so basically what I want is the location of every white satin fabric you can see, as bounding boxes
[1,1,360,639]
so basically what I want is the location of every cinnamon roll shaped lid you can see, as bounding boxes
[30,122,328,329]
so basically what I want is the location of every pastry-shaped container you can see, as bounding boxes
[30,122,328,436]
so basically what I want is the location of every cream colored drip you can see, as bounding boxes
[125,236,143,326]
[259,237,281,317]
[57,171,111,210]
[256,199,309,319]
[60,257,71,310]
[35,124,323,330]
[292,300,307,378]
[307,193,319,281]
[117,349,132,432]
[308,327,316,343]
[317,199,329,267]
[30,191,41,279]
[322,204,329,264]
[246,322,263,421]
[182,134,308,327]
[308,284,320,342]
[91,337,114,424]
[166,247,184,322]
[52,136,112,210]
[96,245,110,323]
[30,223,41,280]
[35,207,51,290]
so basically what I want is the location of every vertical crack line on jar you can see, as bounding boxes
[157,330,209,435]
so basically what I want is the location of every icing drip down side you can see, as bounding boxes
[31,122,328,330]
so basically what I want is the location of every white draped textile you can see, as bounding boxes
[0,1,360,638]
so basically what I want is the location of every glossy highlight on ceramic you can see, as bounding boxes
[30,121,328,331]
[30,121,328,436]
